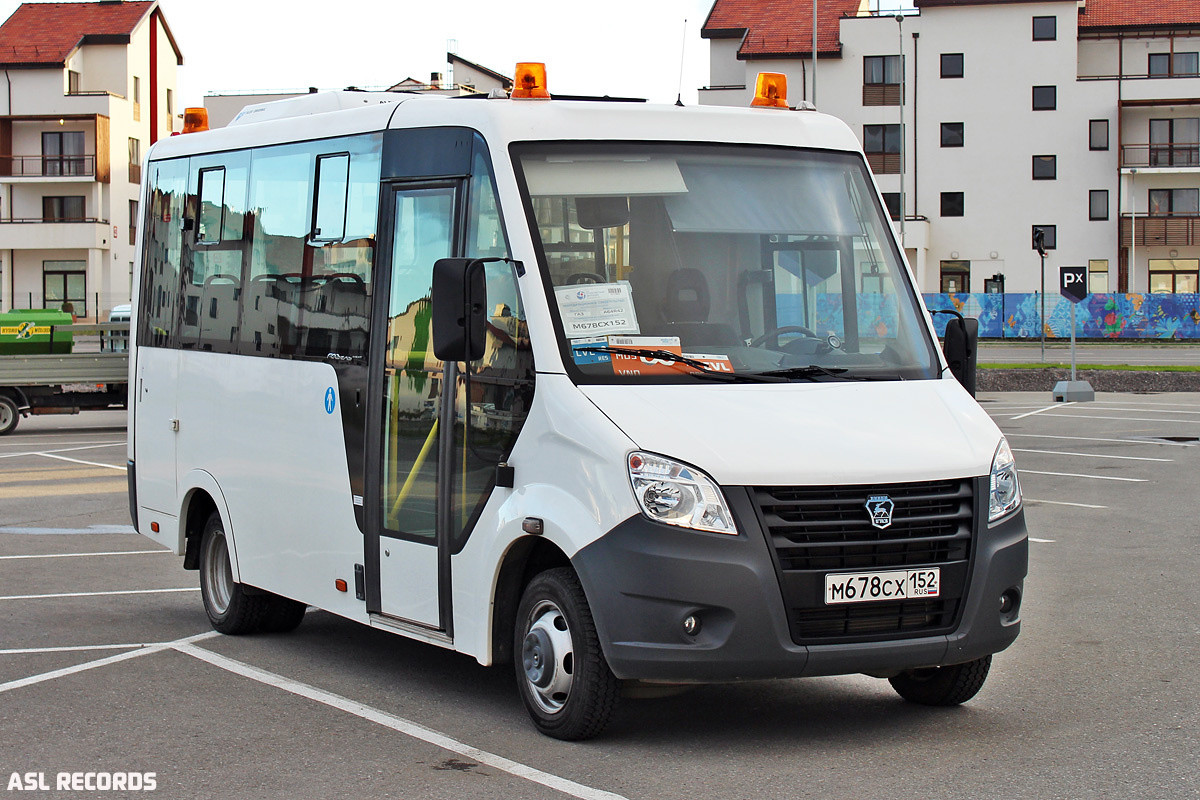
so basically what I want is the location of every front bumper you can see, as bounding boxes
[572,485,1027,682]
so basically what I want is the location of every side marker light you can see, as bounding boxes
[335,579,348,593]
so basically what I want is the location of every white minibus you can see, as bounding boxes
[129,70,1026,740]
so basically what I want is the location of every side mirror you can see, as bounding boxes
[432,258,487,362]
[943,315,979,396]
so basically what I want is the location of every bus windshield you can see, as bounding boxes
[515,143,939,383]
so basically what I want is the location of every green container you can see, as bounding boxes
[0,309,74,354]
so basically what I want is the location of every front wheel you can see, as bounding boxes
[0,395,20,436]
[514,568,619,740]
[888,655,992,706]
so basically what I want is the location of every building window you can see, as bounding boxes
[940,53,964,79]
[1149,118,1200,166]
[1088,259,1108,294]
[1089,119,1109,150]
[42,196,86,221]
[129,199,138,246]
[128,138,142,184]
[941,122,964,147]
[1148,259,1199,293]
[1149,52,1199,77]
[940,192,964,217]
[41,131,86,176]
[863,55,901,105]
[1032,85,1056,110]
[132,75,141,121]
[43,261,87,318]
[881,192,901,220]
[1089,189,1109,220]
[940,260,970,293]
[1032,155,1057,180]
[1032,224,1056,251]
[863,124,901,173]
[1148,188,1199,216]
[67,70,80,94]
[166,89,173,117]
[1032,16,1056,41]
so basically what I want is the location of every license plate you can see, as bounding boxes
[824,568,940,605]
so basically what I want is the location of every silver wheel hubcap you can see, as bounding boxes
[203,529,234,615]
[0,403,13,430]
[521,601,574,714]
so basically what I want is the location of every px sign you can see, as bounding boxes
[1059,266,1088,303]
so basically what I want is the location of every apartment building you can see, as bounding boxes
[0,0,182,319]
[701,0,1200,296]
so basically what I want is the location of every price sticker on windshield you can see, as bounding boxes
[555,281,640,339]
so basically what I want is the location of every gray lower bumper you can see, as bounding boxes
[572,487,1027,683]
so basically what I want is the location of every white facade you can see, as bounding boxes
[0,3,181,319]
[702,0,1200,295]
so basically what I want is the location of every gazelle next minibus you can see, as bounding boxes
[128,68,1027,740]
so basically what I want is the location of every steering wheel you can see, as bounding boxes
[566,272,606,285]
[748,325,820,349]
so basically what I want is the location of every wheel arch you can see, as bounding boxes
[179,470,240,582]
[490,535,571,666]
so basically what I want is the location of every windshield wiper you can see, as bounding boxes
[573,346,784,383]
[753,365,893,382]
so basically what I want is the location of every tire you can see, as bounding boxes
[888,655,992,706]
[514,568,619,740]
[262,597,307,633]
[198,511,274,635]
[0,395,20,436]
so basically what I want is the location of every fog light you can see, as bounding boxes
[999,588,1020,617]
[682,615,701,636]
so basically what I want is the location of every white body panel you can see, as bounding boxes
[378,539,439,627]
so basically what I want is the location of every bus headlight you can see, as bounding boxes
[989,437,1021,522]
[627,452,737,535]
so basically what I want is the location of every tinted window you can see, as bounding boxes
[941,192,964,217]
[138,158,188,348]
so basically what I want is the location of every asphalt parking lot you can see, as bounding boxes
[2,397,1199,799]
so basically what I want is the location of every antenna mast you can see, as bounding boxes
[676,18,688,106]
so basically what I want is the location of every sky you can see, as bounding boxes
[0,0,914,109]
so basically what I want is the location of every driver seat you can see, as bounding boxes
[655,269,741,347]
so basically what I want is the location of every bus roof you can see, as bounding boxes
[148,90,862,162]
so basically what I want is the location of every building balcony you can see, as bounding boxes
[1117,75,1200,106]
[0,218,111,250]
[1120,144,1200,170]
[0,155,97,180]
[1121,214,1200,247]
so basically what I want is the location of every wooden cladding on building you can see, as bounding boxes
[862,84,901,106]
[1121,215,1200,247]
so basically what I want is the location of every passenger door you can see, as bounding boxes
[367,183,458,629]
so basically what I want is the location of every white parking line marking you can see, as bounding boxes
[1021,469,1147,483]
[1036,413,1200,425]
[0,439,125,449]
[0,443,125,460]
[0,588,197,601]
[1030,538,1056,543]
[1012,403,1073,420]
[0,632,217,695]
[1024,498,1108,509]
[0,550,165,561]
[1085,406,1200,415]
[31,452,126,470]
[174,643,628,800]
[1013,448,1172,462]
[0,643,162,655]
[0,525,138,535]
[1002,432,1195,447]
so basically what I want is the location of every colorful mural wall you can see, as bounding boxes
[922,293,1200,339]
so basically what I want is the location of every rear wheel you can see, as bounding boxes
[888,655,992,706]
[198,511,303,634]
[514,568,619,740]
[0,395,20,436]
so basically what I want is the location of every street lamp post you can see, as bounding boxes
[1034,228,1047,361]
[896,13,905,244]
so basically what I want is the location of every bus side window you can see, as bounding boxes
[138,158,188,349]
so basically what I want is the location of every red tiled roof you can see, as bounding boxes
[1079,0,1200,30]
[0,1,158,68]
[702,0,864,58]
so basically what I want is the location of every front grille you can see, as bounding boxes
[752,478,975,645]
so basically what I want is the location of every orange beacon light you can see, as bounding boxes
[512,63,551,99]
[751,72,789,109]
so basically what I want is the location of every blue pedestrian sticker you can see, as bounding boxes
[324,387,336,414]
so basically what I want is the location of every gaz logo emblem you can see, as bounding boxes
[16,321,33,339]
[866,494,894,529]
